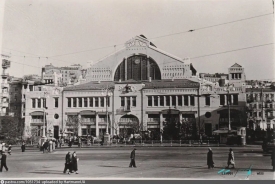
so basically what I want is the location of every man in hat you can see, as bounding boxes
[207,147,214,169]
[227,148,235,169]
[63,152,72,174]
[129,148,137,168]
[0,152,8,172]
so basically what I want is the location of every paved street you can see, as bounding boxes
[0,145,273,180]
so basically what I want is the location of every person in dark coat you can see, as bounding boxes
[0,152,8,172]
[7,145,11,155]
[63,152,72,174]
[271,148,275,171]
[71,152,79,174]
[227,148,235,169]
[43,141,49,153]
[21,142,25,152]
[207,148,214,169]
[129,148,137,168]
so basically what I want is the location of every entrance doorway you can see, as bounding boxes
[54,126,59,139]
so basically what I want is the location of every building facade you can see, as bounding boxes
[23,35,248,140]
[0,59,11,116]
[246,88,275,130]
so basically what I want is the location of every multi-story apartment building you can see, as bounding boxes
[0,59,11,116]
[246,88,275,130]
[42,63,82,86]
[23,35,247,142]
[8,76,23,117]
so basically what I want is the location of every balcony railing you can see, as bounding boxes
[31,119,44,123]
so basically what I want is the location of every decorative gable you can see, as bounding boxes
[231,63,242,68]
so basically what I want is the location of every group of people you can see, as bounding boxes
[63,151,79,174]
[42,139,59,153]
[207,148,235,169]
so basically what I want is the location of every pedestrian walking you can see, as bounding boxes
[129,148,137,168]
[49,140,53,152]
[7,145,11,155]
[227,148,235,169]
[0,152,8,172]
[21,142,26,152]
[43,141,49,153]
[71,152,79,174]
[271,148,275,171]
[63,152,72,174]
[2,143,6,152]
[207,148,214,169]
[78,137,82,148]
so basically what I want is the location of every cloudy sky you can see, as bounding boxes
[0,0,274,80]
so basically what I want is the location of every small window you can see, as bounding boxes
[78,97,82,107]
[95,97,99,107]
[205,95,210,106]
[84,98,88,107]
[89,97,93,107]
[73,98,77,107]
[184,95,188,106]
[54,98,59,108]
[68,98,71,107]
[148,96,152,107]
[37,99,41,108]
[165,96,170,106]
[132,97,136,107]
[178,96,182,106]
[154,96,158,106]
[160,96,164,106]
[190,96,195,106]
[100,97,104,107]
[171,96,176,106]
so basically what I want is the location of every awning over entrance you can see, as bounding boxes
[146,111,160,114]
[180,111,197,114]
[161,109,179,114]
[79,110,96,115]
[97,112,112,115]
[29,111,45,116]
[65,112,78,115]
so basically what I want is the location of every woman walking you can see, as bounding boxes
[207,148,214,169]
[227,148,235,169]
[71,152,79,174]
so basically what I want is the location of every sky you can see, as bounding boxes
[0,0,274,80]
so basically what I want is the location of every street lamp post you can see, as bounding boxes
[38,91,49,138]
[101,86,113,145]
[223,84,235,132]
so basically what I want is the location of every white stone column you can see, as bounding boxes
[160,113,163,130]
[104,97,106,107]
[164,96,166,106]
[179,113,182,123]
[188,96,190,106]
[41,98,44,108]
[152,96,154,107]
[82,98,84,107]
[231,95,234,104]
[99,97,101,107]
[88,97,90,107]
[175,96,178,107]
[158,96,160,107]
[93,97,95,107]
[96,113,99,137]
[182,95,185,106]
[35,98,38,108]
[76,98,79,108]
[170,96,172,107]
[224,94,227,105]
[130,96,132,107]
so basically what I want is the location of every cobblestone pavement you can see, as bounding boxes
[0,145,273,180]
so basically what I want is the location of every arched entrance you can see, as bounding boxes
[114,55,161,81]
[118,115,139,138]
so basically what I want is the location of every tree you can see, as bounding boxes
[0,116,23,144]
[25,126,39,145]
[65,115,83,136]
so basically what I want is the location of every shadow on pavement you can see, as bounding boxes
[28,171,63,175]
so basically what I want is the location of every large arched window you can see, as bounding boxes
[114,55,161,81]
